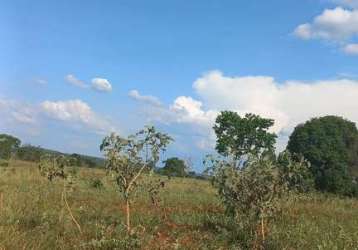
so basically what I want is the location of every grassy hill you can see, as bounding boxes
[0,161,357,249]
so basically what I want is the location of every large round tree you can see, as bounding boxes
[287,116,358,195]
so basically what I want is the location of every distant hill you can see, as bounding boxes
[16,144,105,168]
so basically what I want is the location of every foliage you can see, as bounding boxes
[159,157,188,177]
[208,112,304,246]
[276,150,314,193]
[16,144,43,162]
[38,154,67,181]
[213,111,277,159]
[205,155,285,244]
[0,134,21,160]
[287,115,358,195]
[38,154,82,233]
[88,177,104,189]
[100,125,172,232]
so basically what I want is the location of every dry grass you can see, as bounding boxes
[0,161,357,249]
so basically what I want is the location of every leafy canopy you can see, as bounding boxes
[214,111,277,159]
[159,157,188,177]
[100,125,173,199]
[287,115,358,195]
[0,134,21,160]
[100,125,172,233]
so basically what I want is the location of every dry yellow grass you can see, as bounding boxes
[0,161,357,249]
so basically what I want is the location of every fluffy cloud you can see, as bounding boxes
[193,71,358,134]
[294,7,358,41]
[0,98,37,125]
[40,99,115,134]
[343,43,358,54]
[91,78,112,92]
[128,90,161,106]
[65,74,88,88]
[170,96,217,126]
[134,71,358,150]
[332,0,358,8]
[294,6,358,55]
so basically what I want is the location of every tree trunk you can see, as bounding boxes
[0,191,3,212]
[126,198,131,234]
[261,217,265,241]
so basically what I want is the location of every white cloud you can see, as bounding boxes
[294,7,358,41]
[170,96,217,126]
[0,98,37,125]
[332,0,358,8]
[65,74,88,88]
[40,99,115,134]
[128,90,161,106]
[91,78,112,92]
[138,71,358,150]
[343,43,358,54]
[35,79,48,85]
[193,71,358,134]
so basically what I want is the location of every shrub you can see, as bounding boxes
[100,125,172,233]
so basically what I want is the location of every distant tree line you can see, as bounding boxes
[0,134,104,168]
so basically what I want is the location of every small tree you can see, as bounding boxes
[100,125,172,233]
[38,154,82,234]
[0,134,21,161]
[205,155,284,244]
[276,150,314,193]
[159,157,188,177]
[207,112,284,246]
[214,111,277,160]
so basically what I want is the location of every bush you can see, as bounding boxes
[287,115,358,196]
[88,177,104,189]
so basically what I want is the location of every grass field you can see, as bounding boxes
[0,161,357,249]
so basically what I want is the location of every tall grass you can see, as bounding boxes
[0,161,357,249]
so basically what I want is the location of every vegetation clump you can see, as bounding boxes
[100,125,172,233]
[288,115,358,196]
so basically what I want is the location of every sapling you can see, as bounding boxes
[38,154,82,234]
[100,125,172,233]
[205,154,285,242]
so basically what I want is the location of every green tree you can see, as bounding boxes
[287,116,358,195]
[38,154,82,234]
[205,154,284,245]
[100,125,172,233]
[276,150,314,193]
[16,144,43,162]
[214,111,277,160]
[160,157,188,177]
[0,134,21,160]
[206,112,282,246]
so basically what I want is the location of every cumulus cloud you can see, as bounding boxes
[170,96,217,126]
[65,74,88,88]
[91,78,112,92]
[40,99,115,134]
[0,98,37,125]
[343,43,358,54]
[294,6,358,55]
[294,7,358,41]
[128,90,161,106]
[134,71,358,150]
[332,0,358,8]
[193,71,358,134]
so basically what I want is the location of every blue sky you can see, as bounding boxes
[1,0,358,171]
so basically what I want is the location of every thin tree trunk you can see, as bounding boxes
[261,217,265,241]
[0,191,3,212]
[63,190,82,234]
[126,198,131,233]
